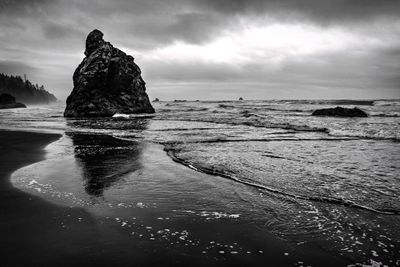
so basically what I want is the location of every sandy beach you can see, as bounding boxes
[0,129,355,266]
[0,130,110,266]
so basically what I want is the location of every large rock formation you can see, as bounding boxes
[312,106,368,117]
[64,29,154,117]
[0,93,26,109]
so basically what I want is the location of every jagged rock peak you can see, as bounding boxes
[85,29,104,56]
[64,29,155,117]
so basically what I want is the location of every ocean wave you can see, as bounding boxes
[164,147,399,216]
[255,107,312,113]
[328,131,400,142]
[248,121,329,133]
[218,104,236,109]
[187,107,209,112]
[370,113,400,117]
[238,105,314,113]
[157,113,399,142]
[112,113,156,119]
[211,115,330,133]
[162,137,359,145]
[217,103,311,113]
[321,100,374,106]
[158,117,330,133]
[272,100,375,106]
[373,100,400,106]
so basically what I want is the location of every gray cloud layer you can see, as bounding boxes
[0,0,399,100]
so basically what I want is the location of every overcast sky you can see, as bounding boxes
[0,0,399,100]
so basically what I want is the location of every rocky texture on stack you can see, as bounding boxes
[64,29,154,117]
[0,93,26,109]
[312,106,368,117]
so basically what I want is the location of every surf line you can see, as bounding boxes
[164,148,399,216]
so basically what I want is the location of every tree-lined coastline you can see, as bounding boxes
[0,73,57,104]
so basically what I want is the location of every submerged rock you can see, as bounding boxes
[312,106,368,117]
[0,93,26,109]
[64,29,154,117]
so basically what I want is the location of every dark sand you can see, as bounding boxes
[0,131,107,266]
[0,130,351,266]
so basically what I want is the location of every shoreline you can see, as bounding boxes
[0,129,354,266]
[164,146,399,215]
[0,130,114,266]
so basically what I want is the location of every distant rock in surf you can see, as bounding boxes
[238,97,243,101]
[240,110,253,117]
[64,29,154,117]
[153,98,160,102]
[0,93,26,109]
[312,106,368,117]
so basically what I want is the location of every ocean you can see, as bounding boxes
[1,99,399,266]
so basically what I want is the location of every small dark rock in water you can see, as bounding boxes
[0,93,26,109]
[174,100,187,102]
[239,97,244,101]
[64,29,154,117]
[153,98,160,102]
[0,93,16,105]
[240,110,253,117]
[312,106,368,117]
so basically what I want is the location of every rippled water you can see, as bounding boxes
[1,99,400,265]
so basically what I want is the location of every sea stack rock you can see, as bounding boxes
[64,29,154,117]
[0,93,26,109]
[312,106,368,117]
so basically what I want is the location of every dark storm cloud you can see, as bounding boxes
[60,0,400,24]
[142,43,400,92]
[2,0,399,47]
[125,12,225,45]
[48,0,400,46]
[61,0,232,48]
[193,0,400,23]
[42,21,84,39]
[0,0,51,14]
[0,0,399,99]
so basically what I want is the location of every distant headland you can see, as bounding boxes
[0,73,57,105]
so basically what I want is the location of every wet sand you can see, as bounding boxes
[0,130,109,266]
[0,130,351,266]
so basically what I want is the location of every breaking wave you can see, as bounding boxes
[373,100,400,106]
[164,148,400,216]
